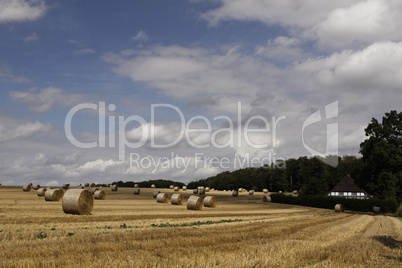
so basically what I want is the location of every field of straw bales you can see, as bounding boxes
[0,186,401,267]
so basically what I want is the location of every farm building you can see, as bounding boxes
[328,175,371,199]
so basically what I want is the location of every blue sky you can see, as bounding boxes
[1,0,402,186]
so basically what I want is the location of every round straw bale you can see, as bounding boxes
[249,190,254,195]
[32,184,40,190]
[84,183,89,187]
[45,189,63,201]
[238,188,243,192]
[293,190,298,195]
[134,188,140,195]
[279,191,283,194]
[28,183,33,187]
[187,195,203,210]
[111,185,118,191]
[199,189,205,195]
[373,206,380,214]
[37,188,47,197]
[193,189,198,194]
[156,193,168,203]
[205,187,210,192]
[151,184,156,188]
[171,194,183,205]
[62,189,93,215]
[63,183,70,190]
[203,196,216,208]
[153,190,160,198]
[78,185,84,189]
[174,186,180,191]
[182,186,187,191]
[263,195,271,202]
[232,190,238,197]
[90,188,99,194]
[22,185,31,191]
[77,184,82,188]
[105,184,110,187]
[90,183,96,187]
[94,190,106,200]
[335,204,344,212]
[263,189,268,193]
[170,185,174,189]
[134,183,139,188]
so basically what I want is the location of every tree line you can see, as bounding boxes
[189,111,402,203]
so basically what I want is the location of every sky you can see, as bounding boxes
[1,0,401,186]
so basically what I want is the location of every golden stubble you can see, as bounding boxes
[0,187,400,267]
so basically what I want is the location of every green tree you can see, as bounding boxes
[360,110,402,201]
[299,177,328,196]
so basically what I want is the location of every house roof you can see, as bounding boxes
[330,175,369,193]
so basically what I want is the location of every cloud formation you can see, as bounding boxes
[0,0,47,23]
[201,0,402,49]
[132,30,148,42]
[23,31,38,42]
[10,87,85,113]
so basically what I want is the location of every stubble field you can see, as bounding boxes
[0,186,401,267]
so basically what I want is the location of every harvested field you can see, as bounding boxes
[0,186,401,267]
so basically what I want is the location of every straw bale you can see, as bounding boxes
[37,188,47,197]
[94,190,106,200]
[45,189,63,201]
[171,194,183,205]
[263,195,271,202]
[32,184,40,190]
[62,189,93,215]
[187,195,203,210]
[156,193,168,203]
[90,188,99,194]
[22,185,31,191]
[335,204,344,212]
[153,190,160,198]
[203,196,216,208]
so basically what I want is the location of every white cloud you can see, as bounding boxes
[201,0,402,49]
[293,41,402,91]
[74,48,96,55]
[0,67,30,83]
[255,36,306,63]
[271,36,300,47]
[77,159,124,173]
[317,0,402,49]
[132,30,148,41]
[103,45,283,113]
[201,0,355,29]
[0,115,51,142]
[23,31,38,42]
[10,87,85,113]
[0,0,47,23]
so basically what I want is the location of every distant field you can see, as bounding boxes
[0,186,401,267]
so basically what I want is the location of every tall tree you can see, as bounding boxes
[360,110,402,201]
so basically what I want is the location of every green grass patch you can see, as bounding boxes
[150,219,243,228]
